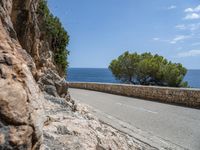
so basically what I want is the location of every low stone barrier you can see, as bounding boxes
[69,82,200,108]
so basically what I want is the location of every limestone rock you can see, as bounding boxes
[0,0,45,149]
[0,126,34,150]
[8,126,33,148]
[44,85,59,97]
[37,69,73,106]
[42,94,152,150]
[0,80,29,125]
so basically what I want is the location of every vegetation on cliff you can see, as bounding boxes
[37,0,69,76]
[109,51,188,87]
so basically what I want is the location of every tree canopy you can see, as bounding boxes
[109,51,188,87]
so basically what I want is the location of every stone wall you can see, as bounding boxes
[69,82,200,108]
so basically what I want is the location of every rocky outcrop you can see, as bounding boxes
[41,94,152,150]
[0,0,44,149]
[11,0,58,76]
[0,0,155,149]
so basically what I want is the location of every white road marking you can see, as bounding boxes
[116,102,158,114]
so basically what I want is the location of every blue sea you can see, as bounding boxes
[67,68,200,88]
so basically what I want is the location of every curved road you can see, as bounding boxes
[69,88,200,150]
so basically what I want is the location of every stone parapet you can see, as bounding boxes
[69,82,200,108]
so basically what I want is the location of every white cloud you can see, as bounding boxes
[188,23,200,30]
[184,13,200,20]
[177,50,200,58]
[194,5,200,12]
[184,5,200,13]
[175,24,186,30]
[167,5,176,10]
[170,35,190,44]
[175,23,200,31]
[185,8,194,13]
[153,37,160,41]
[184,5,200,20]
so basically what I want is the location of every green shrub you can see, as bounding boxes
[37,0,69,76]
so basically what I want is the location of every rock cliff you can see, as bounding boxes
[0,0,153,149]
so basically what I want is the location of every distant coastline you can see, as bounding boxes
[67,68,200,88]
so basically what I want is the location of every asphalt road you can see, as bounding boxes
[69,88,200,150]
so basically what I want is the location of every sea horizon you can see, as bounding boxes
[68,67,200,70]
[67,68,200,88]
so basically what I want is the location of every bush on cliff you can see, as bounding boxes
[37,0,69,76]
[109,51,188,87]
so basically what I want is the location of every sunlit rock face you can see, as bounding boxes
[0,0,44,149]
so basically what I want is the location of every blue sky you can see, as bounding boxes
[48,0,200,69]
